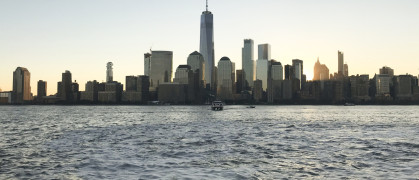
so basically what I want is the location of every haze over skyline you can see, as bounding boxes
[1,0,418,95]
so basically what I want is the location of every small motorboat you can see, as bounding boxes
[344,103,355,106]
[211,101,224,111]
[247,105,256,108]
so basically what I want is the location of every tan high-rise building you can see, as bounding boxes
[12,67,31,103]
[146,51,173,89]
[338,51,344,75]
[313,58,330,81]
[344,64,349,77]
[379,66,394,77]
[174,65,193,84]
[217,57,235,100]
[187,51,205,84]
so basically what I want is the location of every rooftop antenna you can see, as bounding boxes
[206,0,208,11]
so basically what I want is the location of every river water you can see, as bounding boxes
[0,105,418,179]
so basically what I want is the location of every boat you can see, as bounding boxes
[344,103,355,106]
[211,101,224,111]
[247,105,256,108]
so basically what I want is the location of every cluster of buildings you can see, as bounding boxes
[1,2,419,105]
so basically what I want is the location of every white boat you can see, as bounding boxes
[211,101,224,111]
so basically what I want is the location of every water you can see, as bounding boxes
[0,106,418,179]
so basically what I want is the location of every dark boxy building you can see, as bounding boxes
[122,75,150,103]
[98,82,123,103]
[253,80,263,102]
[158,83,187,104]
[37,80,47,99]
[350,75,370,102]
[61,70,73,102]
[80,80,100,102]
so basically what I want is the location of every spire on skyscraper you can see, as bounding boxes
[206,0,208,11]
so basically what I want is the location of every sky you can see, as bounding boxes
[1,0,418,95]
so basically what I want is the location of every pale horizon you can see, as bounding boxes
[1,0,418,95]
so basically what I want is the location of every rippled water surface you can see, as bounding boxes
[1,105,419,179]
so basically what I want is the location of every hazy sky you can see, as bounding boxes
[1,0,418,95]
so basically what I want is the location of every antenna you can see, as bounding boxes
[206,0,208,11]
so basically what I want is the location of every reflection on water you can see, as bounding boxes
[0,106,418,179]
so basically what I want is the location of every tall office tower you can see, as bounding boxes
[271,61,283,80]
[376,74,391,96]
[217,57,234,99]
[187,51,205,83]
[292,59,303,87]
[379,66,394,77]
[37,80,47,98]
[125,76,138,91]
[284,65,294,80]
[242,39,254,87]
[61,70,73,101]
[200,0,215,89]
[236,70,244,93]
[106,62,113,83]
[313,58,330,81]
[174,65,193,84]
[338,51,344,75]
[256,59,269,91]
[72,81,79,92]
[80,80,99,102]
[258,44,271,60]
[344,64,349,77]
[137,76,150,102]
[144,53,152,76]
[147,51,173,88]
[12,67,31,103]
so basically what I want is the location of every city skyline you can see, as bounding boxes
[1,0,419,95]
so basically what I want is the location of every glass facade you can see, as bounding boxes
[242,39,254,87]
[200,10,214,88]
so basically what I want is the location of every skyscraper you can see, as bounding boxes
[338,51,344,76]
[61,70,73,101]
[37,80,47,98]
[284,65,294,80]
[146,51,173,88]
[379,66,394,77]
[256,59,269,91]
[217,57,234,100]
[271,62,283,81]
[12,67,31,103]
[200,0,215,89]
[292,59,303,87]
[174,65,193,84]
[242,39,254,88]
[125,76,138,91]
[256,44,271,91]
[258,44,271,60]
[313,58,330,81]
[187,51,205,83]
[344,64,349,77]
[106,62,113,83]
[144,53,151,76]
[376,74,391,97]
[236,70,244,93]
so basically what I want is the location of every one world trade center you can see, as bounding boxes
[200,0,215,89]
